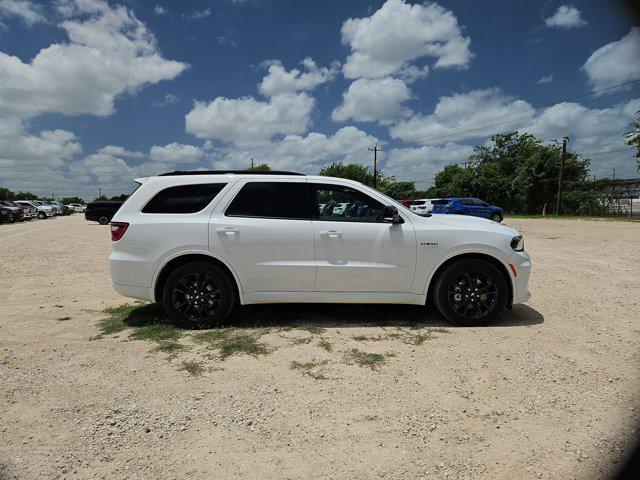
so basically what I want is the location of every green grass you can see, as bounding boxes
[192,329,231,343]
[217,334,270,359]
[290,359,330,380]
[94,303,182,341]
[151,341,190,357]
[352,334,387,342]
[317,338,333,352]
[507,214,640,222]
[179,360,204,376]
[55,316,71,322]
[298,325,326,335]
[343,349,392,371]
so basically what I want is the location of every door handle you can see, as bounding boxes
[319,230,342,238]
[216,227,239,236]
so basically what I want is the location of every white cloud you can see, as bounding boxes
[0,0,187,119]
[384,142,474,182]
[149,142,203,163]
[398,64,429,83]
[185,93,315,143]
[544,5,587,29]
[153,93,180,107]
[206,126,380,173]
[185,7,211,20]
[0,0,44,26]
[390,88,534,144]
[98,145,144,158]
[583,27,640,91]
[332,77,412,125]
[341,0,473,79]
[536,74,554,84]
[153,5,167,15]
[258,58,339,97]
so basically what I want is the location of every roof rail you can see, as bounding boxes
[159,170,305,176]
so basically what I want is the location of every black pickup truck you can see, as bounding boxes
[85,201,124,225]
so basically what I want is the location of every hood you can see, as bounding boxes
[421,213,519,235]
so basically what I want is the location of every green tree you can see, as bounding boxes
[12,191,38,200]
[94,195,109,201]
[246,163,271,172]
[624,110,639,172]
[61,196,85,204]
[0,187,13,201]
[429,131,591,214]
[319,162,373,185]
[110,194,128,201]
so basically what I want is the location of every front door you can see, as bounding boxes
[211,180,316,293]
[309,182,416,292]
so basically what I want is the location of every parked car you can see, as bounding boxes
[85,201,124,225]
[68,203,86,212]
[30,200,57,216]
[410,199,437,216]
[0,201,24,222]
[431,198,504,222]
[50,201,71,215]
[11,201,36,220]
[0,204,15,223]
[108,171,531,329]
[15,200,53,219]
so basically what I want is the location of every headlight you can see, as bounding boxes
[511,235,524,252]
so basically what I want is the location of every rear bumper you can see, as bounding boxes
[111,282,154,302]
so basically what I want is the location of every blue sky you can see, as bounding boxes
[0,0,639,198]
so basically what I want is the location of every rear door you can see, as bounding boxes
[309,182,416,292]
[211,180,316,293]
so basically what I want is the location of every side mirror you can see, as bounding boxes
[383,205,403,224]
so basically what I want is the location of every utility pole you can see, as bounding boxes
[250,158,254,169]
[556,136,569,215]
[368,143,382,189]
[611,168,616,180]
[461,159,468,169]
[98,186,102,198]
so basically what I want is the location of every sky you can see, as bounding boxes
[0,0,639,199]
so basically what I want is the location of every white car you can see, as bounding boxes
[108,171,531,328]
[68,203,86,212]
[15,200,54,219]
[410,199,436,216]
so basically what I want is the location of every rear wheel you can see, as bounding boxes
[162,262,237,329]
[98,215,109,225]
[491,213,502,222]
[37,211,46,219]
[434,259,508,326]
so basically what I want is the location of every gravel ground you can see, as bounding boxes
[1,214,639,480]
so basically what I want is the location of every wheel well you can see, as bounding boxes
[426,253,513,308]
[153,254,239,303]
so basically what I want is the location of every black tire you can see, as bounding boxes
[433,258,508,326]
[491,213,503,223]
[162,262,237,329]
[98,215,110,225]
[37,211,46,219]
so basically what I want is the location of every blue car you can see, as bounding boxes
[431,198,504,222]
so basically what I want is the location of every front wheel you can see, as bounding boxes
[491,213,502,222]
[163,262,237,329]
[433,259,508,326]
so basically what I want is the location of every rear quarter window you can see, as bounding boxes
[142,183,227,214]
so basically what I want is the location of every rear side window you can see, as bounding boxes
[458,199,474,206]
[432,199,451,205]
[142,183,227,214]
[226,182,308,219]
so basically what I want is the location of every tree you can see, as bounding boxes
[12,191,38,200]
[61,196,85,205]
[0,187,13,201]
[319,162,373,185]
[429,132,591,214]
[110,194,128,201]
[246,163,271,172]
[624,110,639,172]
[94,195,108,201]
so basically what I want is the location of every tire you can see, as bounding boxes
[37,211,46,219]
[433,258,508,326]
[98,215,110,225]
[491,213,503,223]
[162,262,237,329]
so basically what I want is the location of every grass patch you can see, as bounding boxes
[291,359,330,380]
[506,214,640,223]
[289,336,314,345]
[192,329,231,343]
[150,341,190,357]
[130,323,182,342]
[344,349,393,371]
[318,338,332,352]
[56,316,71,322]
[352,334,387,342]
[94,303,182,341]
[218,334,270,359]
[179,360,204,376]
[298,325,326,335]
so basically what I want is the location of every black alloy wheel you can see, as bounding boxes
[434,258,508,326]
[163,262,236,328]
[98,215,110,225]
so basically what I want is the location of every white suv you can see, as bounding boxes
[109,171,531,328]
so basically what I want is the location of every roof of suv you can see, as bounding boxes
[159,170,305,176]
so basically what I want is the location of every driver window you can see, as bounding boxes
[311,184,386,223]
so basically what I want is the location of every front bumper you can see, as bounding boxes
[509,250,532,305]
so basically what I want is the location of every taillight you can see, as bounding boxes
[110,222,129,241]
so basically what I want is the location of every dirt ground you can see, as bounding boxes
[1,214,639,480]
